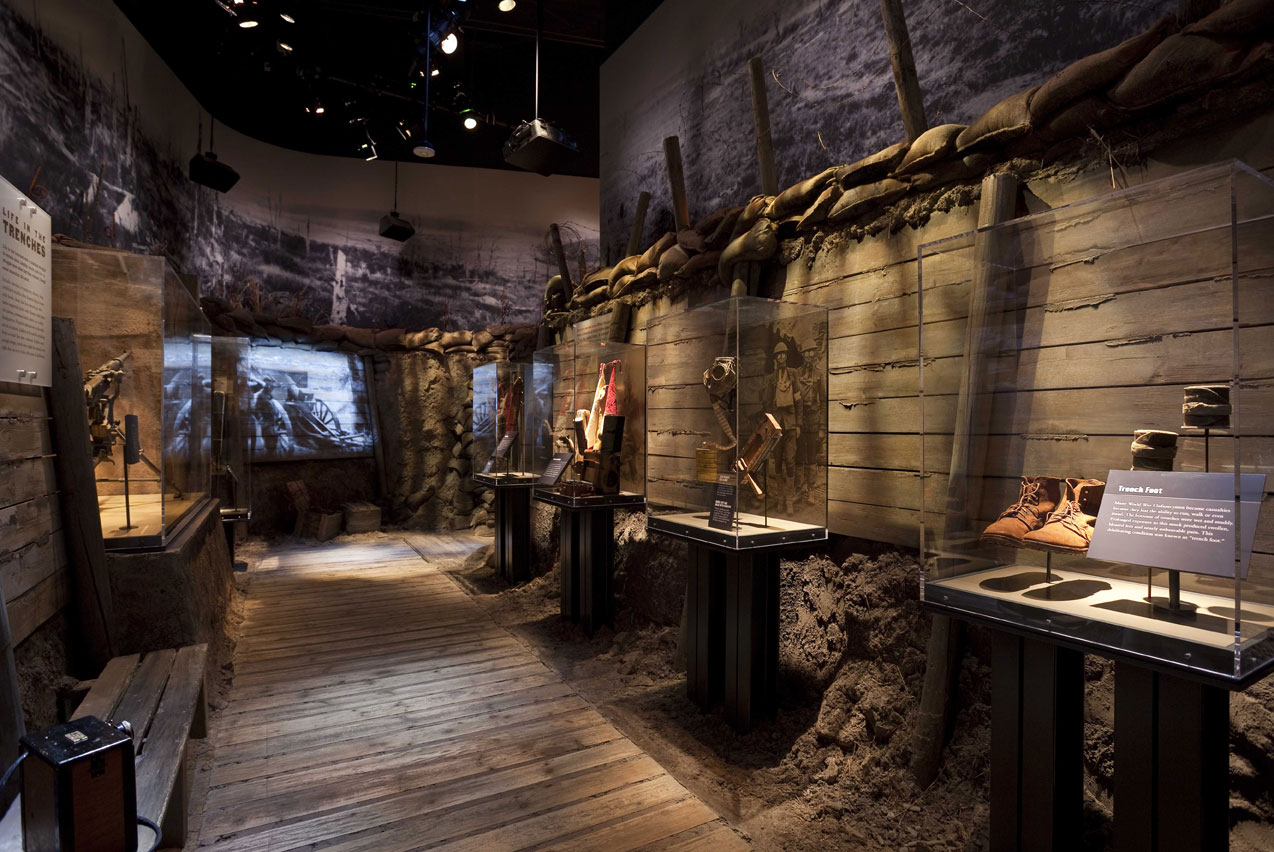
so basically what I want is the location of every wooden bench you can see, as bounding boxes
[73,645,209,849]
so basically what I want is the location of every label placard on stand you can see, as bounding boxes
[1088,470,1266,578]
[709,474,737,532]
[0,175,52,387]
[539,452,572,486]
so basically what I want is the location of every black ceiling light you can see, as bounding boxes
[412,6,437,159]
[502,0,578,176]
[189,116,240,193]
[379,162,415,242]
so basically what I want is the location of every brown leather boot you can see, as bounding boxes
[1022,478,1106,553]
[981,476,1064,546]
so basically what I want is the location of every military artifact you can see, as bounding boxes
[735,413,783,498]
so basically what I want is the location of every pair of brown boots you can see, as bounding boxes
[982,476,1107,553]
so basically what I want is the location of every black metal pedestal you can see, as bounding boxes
[685,543,780,731]
[1114,664,1230,852]
[493,485,533,583]
[559,506,614,633]
[989,631,1084,852]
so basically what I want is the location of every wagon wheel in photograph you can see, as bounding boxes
[309,399,341,434]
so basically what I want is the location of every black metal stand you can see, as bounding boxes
[684,542,780,732]
[559,505,615,633]
[989,630,1084,852]
[494,485,533,583]
[1114,663,1230,852]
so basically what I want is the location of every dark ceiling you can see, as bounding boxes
[115,0,663,178]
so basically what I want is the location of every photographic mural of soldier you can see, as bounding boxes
[797,341,824,502]
[767,341,800,513]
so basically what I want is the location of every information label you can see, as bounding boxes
[1088,470,1266,579]
[539,452,573,486]
[493,432,517,459]
[0,175,51,387]
[709,474,737,531]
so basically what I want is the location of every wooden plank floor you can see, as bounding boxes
[197,537,748,852]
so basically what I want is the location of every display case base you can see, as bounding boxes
[1115,663,1229,852]
[682,542,780,732]
[473,472,539,488]
[926,563,1274,686]
[491,482,534,583]
[990,631,1083,852]
[649,511,826,550]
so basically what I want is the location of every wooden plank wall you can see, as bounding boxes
[622,155,1274,602]
[776,168,1274,602]
[0,382,70,646]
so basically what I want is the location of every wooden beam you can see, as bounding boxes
[47,317,117,672]
[748,57,779,196]
[0,585,23,814]
[548,224,575,294]
[911,172,1021,789]
[663,136,692,232]
[879,0,929,143]
[626,191,651,257]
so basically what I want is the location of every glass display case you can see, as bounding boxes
[918,160,1274,685]
[530,340,646,507]
[51,246,211,550]
[211,336,252,524]
[645,295,828,548]
[472,360,536,485]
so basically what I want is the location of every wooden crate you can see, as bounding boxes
[300,510,343,542]
[343,501,381,533]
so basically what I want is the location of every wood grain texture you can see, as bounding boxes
[196,537,747,852]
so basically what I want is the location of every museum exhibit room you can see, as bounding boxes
[5,0,1274,849]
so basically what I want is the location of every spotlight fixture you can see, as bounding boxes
[440,32,458,54]
[276,40,294,53]
[431,67,440,77]
[412,141,436,158]
[280,11,295,22]
[238,18,259,28]
[463,114,478,131]
[396,120,413,141]
[315,103,325,114]
[498,0,516,10]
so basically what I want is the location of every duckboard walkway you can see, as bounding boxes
[196,537,748,852]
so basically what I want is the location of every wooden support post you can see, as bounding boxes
[0,596,23,813]
[1178,0,1219,23]
[912,173,1021,788]
[626,191,651,257]
[549,224,575,294]
[748,57,779,196]
[663,136,692,232]
[362,354,389,500]
[607,302,631,343]
[48,317,117,672]
[879,0,929,143]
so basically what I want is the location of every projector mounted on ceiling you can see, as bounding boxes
[379,211,415,242]
[189,151,240,193]
[502,118,578,177]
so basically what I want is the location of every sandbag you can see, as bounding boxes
[658,244,691,281]
[908,154,991,193]
[718,219,777,284]
[1185,0,1274,37]
[1030,15,1177,123]
[956,87,1039,153]
[764,166,843,220]
[796,185,840,232]
[894,124,965,175]
[676,250,722,278]
[827,178,908,223]
[638,232,676,271]
[1038,96,1124,142]
[703,206,744,249]
[1108,33,1247,110]
[840,140,909,188]
[729,195,773,240]
[676,228,705,253]
[605,255,642,293]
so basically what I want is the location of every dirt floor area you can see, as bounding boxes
[438,516,1274,852]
